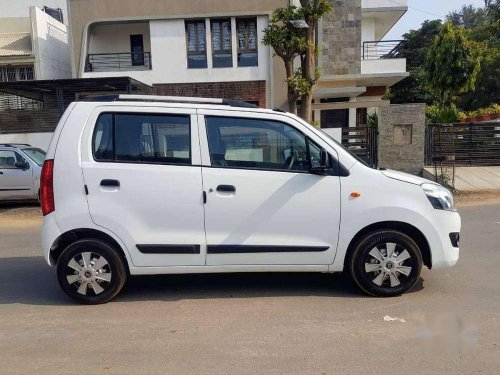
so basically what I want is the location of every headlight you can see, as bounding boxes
[421,183,455,211]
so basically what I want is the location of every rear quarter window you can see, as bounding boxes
[92,113,191,165]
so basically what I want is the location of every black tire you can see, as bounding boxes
[57,239,127,304]
[349,230,423,297]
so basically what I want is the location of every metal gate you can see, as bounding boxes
[341,126,378,167]
[425,122,500,166]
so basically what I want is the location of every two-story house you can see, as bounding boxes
[67,0,408,140]
[0,0,71,82]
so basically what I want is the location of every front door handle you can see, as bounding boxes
[216,184,236,193]
[0,171,3,174]
[100,179,120,187]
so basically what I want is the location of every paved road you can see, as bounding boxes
[0,203,499,374]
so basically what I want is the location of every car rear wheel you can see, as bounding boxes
[56,239,127,304]
[349,230,422,297]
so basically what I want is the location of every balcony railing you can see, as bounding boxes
[362,40,403,60]
[85,52,152,72]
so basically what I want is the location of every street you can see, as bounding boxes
[0,202,499,374]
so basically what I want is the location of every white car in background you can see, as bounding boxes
[0,144,46,201]
[40,95,461,304]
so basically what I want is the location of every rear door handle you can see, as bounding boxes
[216,184,236,193]
[100,179,120,187]
[0,171,3,174]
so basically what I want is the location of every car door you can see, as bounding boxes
[80,106,206,267]
[0,150,34,199]
[198,110,341,266]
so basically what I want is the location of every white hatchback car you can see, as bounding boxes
[40,95,460,304]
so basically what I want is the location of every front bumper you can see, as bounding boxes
[427,210,461,270]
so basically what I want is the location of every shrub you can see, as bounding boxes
[426,105,459,123]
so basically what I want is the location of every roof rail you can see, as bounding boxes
[0,143,31,147]
[83,94,259,109]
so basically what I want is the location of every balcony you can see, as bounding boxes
[361,40,407,86]
[362,40,402,60]
[84,52,152,73]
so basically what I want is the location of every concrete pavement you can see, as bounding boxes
[424,166,500,191]
[0,203,499,374]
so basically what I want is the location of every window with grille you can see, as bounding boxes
[185,20,207,69]
[0,65,34,82]
[211,19,232,68]
[236,18,258,67]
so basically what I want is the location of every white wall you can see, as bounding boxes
[0,132,53,150]
[82,16,270,86]
[321,128,342,142]
[361,17,376,43]
[88,23,151,54]
[361,58,406,74]
[362,0,407,9]
[31,7,72,79]
[0,0,68,24]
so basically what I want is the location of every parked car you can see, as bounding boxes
[0,143,46,201]
[40,95,461,304]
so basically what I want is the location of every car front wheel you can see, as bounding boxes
[349,230,423,297]
[56,239,127,304]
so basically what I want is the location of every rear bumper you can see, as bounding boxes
[41,213,61,266]
[428,211,461,270]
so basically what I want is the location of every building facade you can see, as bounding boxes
[0,0,71,82]
[69,0,409,139]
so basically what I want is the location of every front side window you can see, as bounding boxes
[93,113,191,165]
[237,18,258,67]
[0,150,26,169]
[206,116,321,172]
[186,20,207,68]
[211,19,232,68]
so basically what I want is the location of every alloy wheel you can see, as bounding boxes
[364,242,413,288]
[65,252,112,296]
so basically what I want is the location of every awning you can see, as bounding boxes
[0,33,32,57]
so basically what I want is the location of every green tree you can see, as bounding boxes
[387,20,442,105]
[456,0,500,110]
[298,0,332,122]
[448,4,488,29]
[263,1,332,121]
[426,21,482,107]
[262,6,308,115]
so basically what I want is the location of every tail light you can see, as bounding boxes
[40,159,55,215]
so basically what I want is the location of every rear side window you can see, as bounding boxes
[93,113,191,165]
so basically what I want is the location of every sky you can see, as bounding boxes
[385,0,486,40]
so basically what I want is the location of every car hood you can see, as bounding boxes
[381,169,433,186]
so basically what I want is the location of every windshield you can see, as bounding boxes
[21,147,46,166]
[316,128,374,168]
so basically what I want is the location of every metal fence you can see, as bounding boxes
[425,122,500,166]
[341,126,378,167]
[85,52,152,72]
[362,40,402,60]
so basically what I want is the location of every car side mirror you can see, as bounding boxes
[15,161,29,170]
[310,148,331,175]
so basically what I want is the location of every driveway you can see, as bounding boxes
[0,201,499,374]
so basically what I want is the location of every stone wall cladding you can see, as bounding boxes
[153,81,267,108]
[378,103,426,175]
[322,0,361,76]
